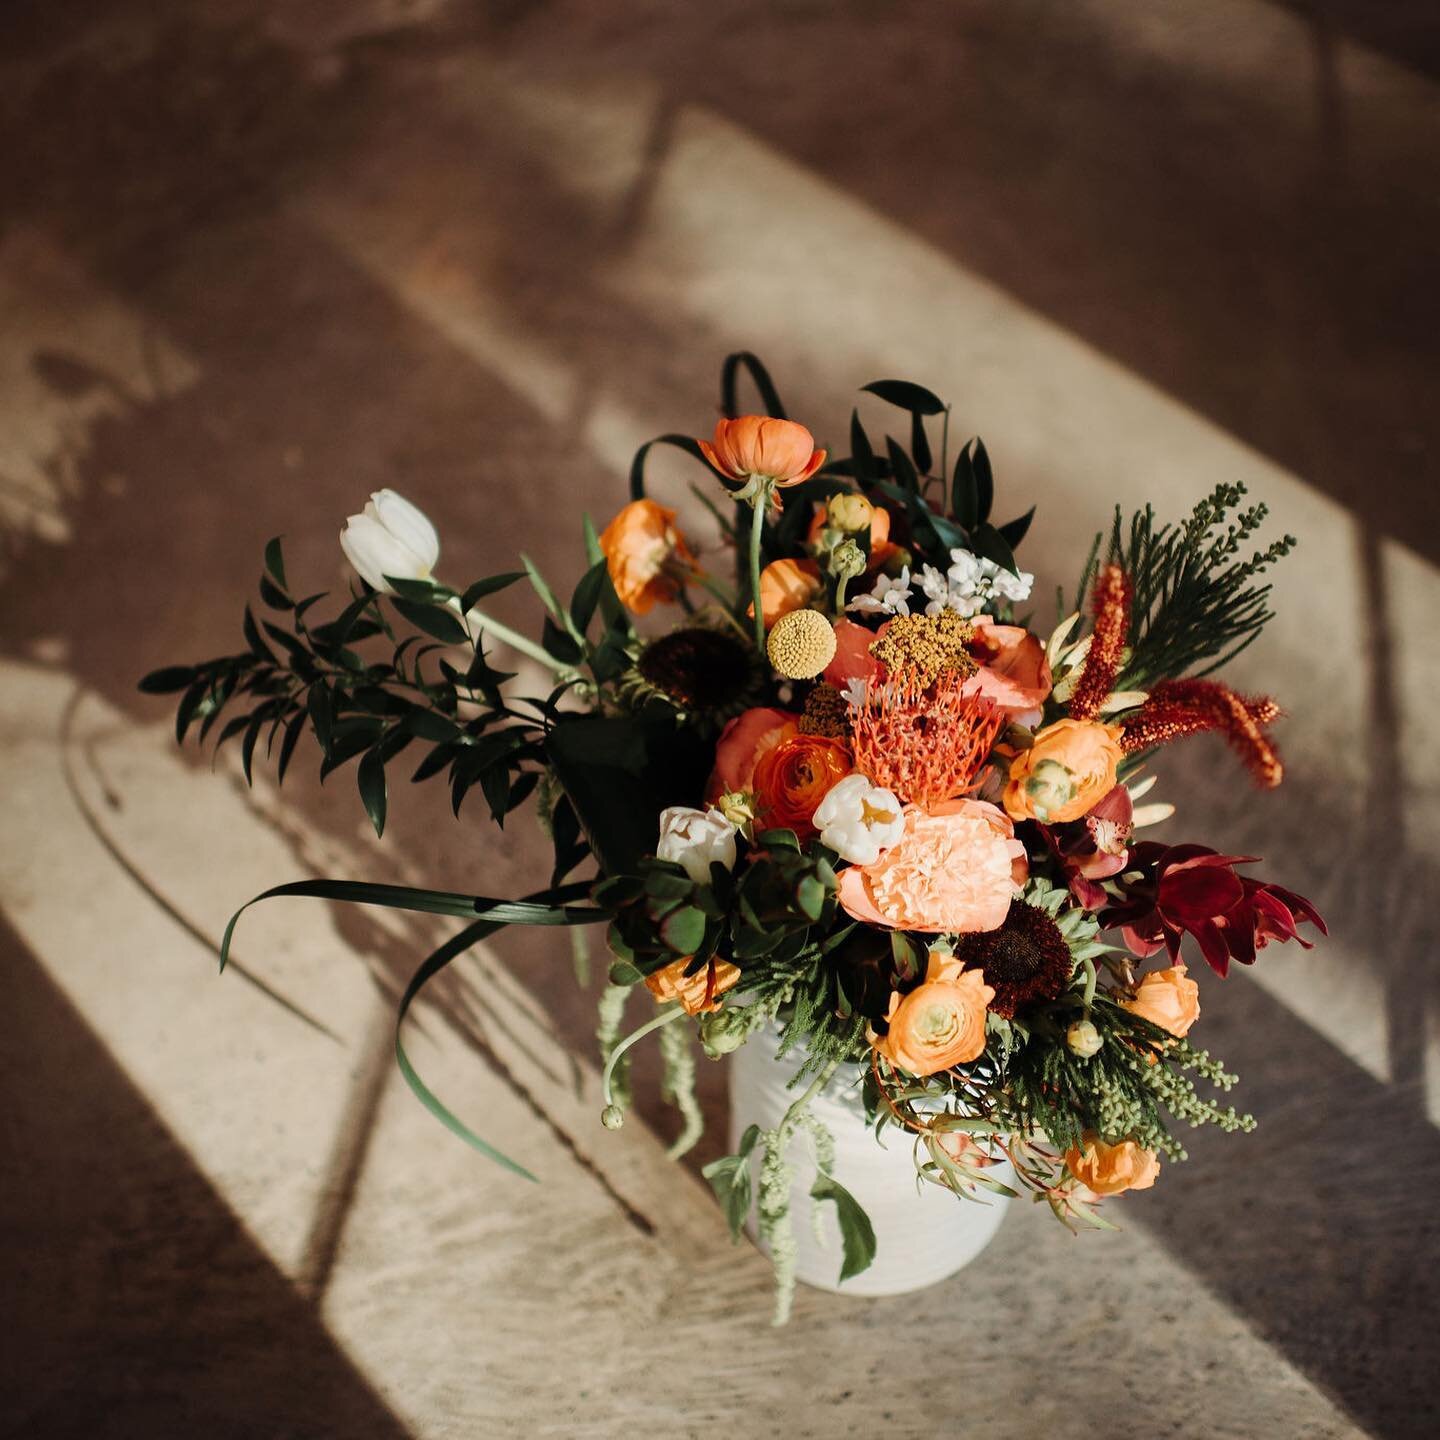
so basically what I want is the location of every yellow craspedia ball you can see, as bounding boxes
[766,608,837,680]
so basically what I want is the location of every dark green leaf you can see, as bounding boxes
[569,560,609,637]
[138,665,196,695]
[998,505,1036,549]
[460,571,527,611]
[276,710,306,783]
[797,875,826,923]
[971,522,1019,577]
[391,597,469,645]
[358,748,387,837]
[861,379,946,415]
[659,904,706,955]
[885,437,919,494]
[909,411,932,476]
[541,617,585,665]
[259,575,292,611]
[264,536,288,591]
[849,409,875,484]
[307,684,334,756]
[810,1172,877,1281]
[242,605,275,665]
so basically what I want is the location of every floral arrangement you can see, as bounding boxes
[143,354,1324,1320]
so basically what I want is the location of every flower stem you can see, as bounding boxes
[746,487,770,653]
[449,597,576,674]
[601,1004,688,1117]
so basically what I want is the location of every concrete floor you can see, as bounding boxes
[1,2,1437,1436]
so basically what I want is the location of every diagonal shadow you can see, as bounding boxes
[0,911,413,1440]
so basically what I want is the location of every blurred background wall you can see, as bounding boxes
[1,2,1437,1437]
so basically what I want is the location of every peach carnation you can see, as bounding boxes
[836,797,1027,933]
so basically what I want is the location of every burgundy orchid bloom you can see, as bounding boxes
[1101,842,1326,978]
[1042,785,1133,911]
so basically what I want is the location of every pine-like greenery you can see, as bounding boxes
[1078,482,1296,688]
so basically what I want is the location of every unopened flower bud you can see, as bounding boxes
[827,492,874,534]
[715,790,756,835]
[830,539,866,582]
[1067,1019,1103,1059]
[600,1104,625,1130]
[698,1007,752,1059]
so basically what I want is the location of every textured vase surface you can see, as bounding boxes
[727,1021,1013,1297]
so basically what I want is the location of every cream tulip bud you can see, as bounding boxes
[655,806,738,885]
[340,489,440,593]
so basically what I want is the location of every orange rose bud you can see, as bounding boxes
[746,557,823,628]
[644,957,741,1016]
[874,949,994,1076]
[1123,964,1201,1038]
[598,499,698,614]
[1064,1133,1161,1196]
[1003,717,1124,824]
[699,416,826,488]
[752,727,851,838]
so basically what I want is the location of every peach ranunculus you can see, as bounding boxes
[961,618,1052,718]
[752,728,852,837]
[707,706,795,800]
[1002,718,1124,825]
[644,956,741,1016]
[837,797,1027,933]
[747,557,823,628]
[806,499,897,569]
[598,499,698,614]
[1064,1134,1161,1196]
[1123,964,1201,1038]
[874,948,995,1076]
[699,416,826,489]
[823,617,885,690]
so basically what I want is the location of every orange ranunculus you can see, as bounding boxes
[598,499,698,614]
[699,416,827,488]
[837,797,1027,933]
[1064,1134,1161,1196]
[707,706,795,800]
[1002,718,1124,825]
[806,499,897,569]
[961,618,1051,718]
[746,557,823,628]
[645,957,741,1016]
[1123,964,1201,1038]
[752,727,852,837]
[874,948,994,1076]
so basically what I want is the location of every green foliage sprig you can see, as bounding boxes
[1077,482,1296,688]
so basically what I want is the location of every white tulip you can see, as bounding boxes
[656,806,738,885]
[340,489,440,593]
[812,774,906,866]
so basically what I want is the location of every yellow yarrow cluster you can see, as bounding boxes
[869,611,978,687]
[767,609,837,680]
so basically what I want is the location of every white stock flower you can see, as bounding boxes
[340,489,441,593]
[916,547,1035,617]
[811,774,906,866]
[847,565,914,617]
[656,806,738,885]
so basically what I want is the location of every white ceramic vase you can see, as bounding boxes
[727,1020,1013,1297]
